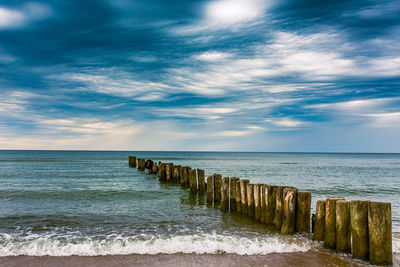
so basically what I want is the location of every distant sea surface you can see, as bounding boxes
[0,150,399,259]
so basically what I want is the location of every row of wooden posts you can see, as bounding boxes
[129,156,392,265]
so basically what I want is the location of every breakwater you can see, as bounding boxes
[131,156,393,265]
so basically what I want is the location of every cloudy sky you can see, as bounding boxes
[0,0,399,152]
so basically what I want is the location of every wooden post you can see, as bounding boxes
[313,200,326,241]
[247,184,255,218]
[324,197,344,249]
[254,184,261,221]
[206,176,213,204]
[172,165,179,183]
[265,185,276,225]
[177,165,181,183]
[152,161,158,174]
[138,158,144,171]
[189,169,197,193]
[235,179,241,213]
[197,169,206,192]
[158,163,164,181]
[350,200,369,261]
[260,185,266,223]
[240,179,249,215]
[312,213,316,233]
[273,186,284,230]
[214,174,222,205]
[368,202,392,265]
[221,177,229,211]
[178,166,184,186]
[182,167,189,187]
[145,159,153,173]
[336,200,351,253]
[137,158,141,170]
[165,164,171,183]
[230,177,239,211]
[281,187,297,234]
[128,156,136,167]
[296,192,311,233]
[162,163,167,181]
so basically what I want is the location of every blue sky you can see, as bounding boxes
[0,0,399,152]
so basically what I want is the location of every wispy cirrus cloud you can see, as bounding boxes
[0,0,400,151]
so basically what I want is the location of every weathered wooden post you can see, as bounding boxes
[273,186,284,230]
[368,202,392,265]
[254,184,261,221]
[145,159,153,173]
[265,185,276,225]
[247,184,255,218]
[189,169,197,193]
[158,163,164,181]
[235,179,241,213]
[197,169,206,192]
[214,174,222,205]
[336,200,351,253]
[281,187,297,234]
[313,200,326,241]
[324,197,344,249]
[165,164,171,183]
[240,179,249,215]
[206,176,213,204]
[138,158,144,171]
[260,185,266,223]
[128,156,136,167]
[172,165,179,183]
[178,166,184,186]
[182,167,189,187]
[312,214,316,233]
[296,192,311,233]
[137,158,141,170]
[350,200,369,261]
[221,177,229,211]
[230,177,239,211]
[177,165,181,182]
[152,161,158,174]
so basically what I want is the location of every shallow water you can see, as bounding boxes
[0,150,399,258]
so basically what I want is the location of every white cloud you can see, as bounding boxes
[268,118,305,127]
[364,112,400,128]
[0,7,24,29]
[306,97,400,112]
[195,51,232,62]
[154,106,239,120]
[205,0,267,25]
[0,3,51,29]
[0,52,16,64]
[214,125,264,137]
[51,72,173,100]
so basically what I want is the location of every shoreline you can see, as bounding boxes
[0,251,378,267]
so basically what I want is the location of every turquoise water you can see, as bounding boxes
[0,150,399,256]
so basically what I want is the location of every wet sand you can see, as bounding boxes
[0,251,379,267]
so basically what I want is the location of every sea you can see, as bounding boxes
[0,150,399,260]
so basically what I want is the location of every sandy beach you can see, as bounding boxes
[0,251,382,267]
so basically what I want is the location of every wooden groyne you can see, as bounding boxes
[131,156,393,265]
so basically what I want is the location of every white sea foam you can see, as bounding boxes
[0,233,318,257]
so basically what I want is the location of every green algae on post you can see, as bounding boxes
[368,201,392,265]
[335,200,351,253]
[350,200,369,261]
[221,177,229,211]
[296,192,311,233]
[313,200,325,241]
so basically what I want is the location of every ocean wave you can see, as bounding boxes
[0,233,317,256]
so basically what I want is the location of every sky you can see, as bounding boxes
[0,0,399,152]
